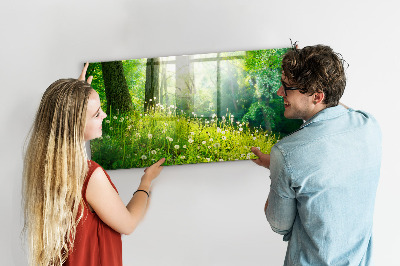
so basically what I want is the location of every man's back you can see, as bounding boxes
[267,105,382,265]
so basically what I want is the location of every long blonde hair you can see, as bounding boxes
[23,79,93,265]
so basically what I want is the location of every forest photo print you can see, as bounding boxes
[86,48,302,170]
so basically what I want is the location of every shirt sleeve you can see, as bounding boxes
[266,145,297,241]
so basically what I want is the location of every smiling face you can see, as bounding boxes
[277,73,326,121]
[84,89,107,141]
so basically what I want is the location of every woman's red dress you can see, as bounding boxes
[64,160,122,265]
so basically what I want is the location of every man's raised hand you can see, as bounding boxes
[251,147,271,169]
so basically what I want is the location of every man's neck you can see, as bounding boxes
[304,104,327,121]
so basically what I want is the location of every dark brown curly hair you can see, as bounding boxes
[282,44,347,107]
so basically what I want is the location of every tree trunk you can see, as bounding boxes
[101,61,132,114]
[216,53,221,118]
[160,60,167,107]
[260,96,271,131]
[144,58,160,112]
[175,55,194,115]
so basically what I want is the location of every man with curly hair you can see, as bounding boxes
[252,44,381,265]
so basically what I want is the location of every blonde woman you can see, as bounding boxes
[22,63,165,265]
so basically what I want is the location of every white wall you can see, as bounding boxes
[1,0,399,265]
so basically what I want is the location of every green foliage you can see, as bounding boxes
[122,59,146,113]
[86,60,147,114]
[86,63,107,112]
[91,106,278,170]
[101,61,133,114]
[238,48,303,133]
[244,48,287,71]
[242,101,277,130]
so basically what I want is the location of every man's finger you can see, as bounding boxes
[251,158,262,166]
[251,147,263,157]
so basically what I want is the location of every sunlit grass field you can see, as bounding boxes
[91,105,279,169]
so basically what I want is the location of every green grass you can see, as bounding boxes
[90,105,279,169]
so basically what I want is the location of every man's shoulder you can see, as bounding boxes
[273,107,381,156]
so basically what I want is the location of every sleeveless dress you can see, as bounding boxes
[64,160,122,265]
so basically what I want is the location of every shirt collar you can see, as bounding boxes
[300,105,349,129]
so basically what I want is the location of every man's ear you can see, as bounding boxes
[313,92,325,104]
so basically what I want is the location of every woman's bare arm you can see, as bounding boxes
[86,158,165,235]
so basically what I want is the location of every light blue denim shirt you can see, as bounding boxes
[266,105,382,266]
